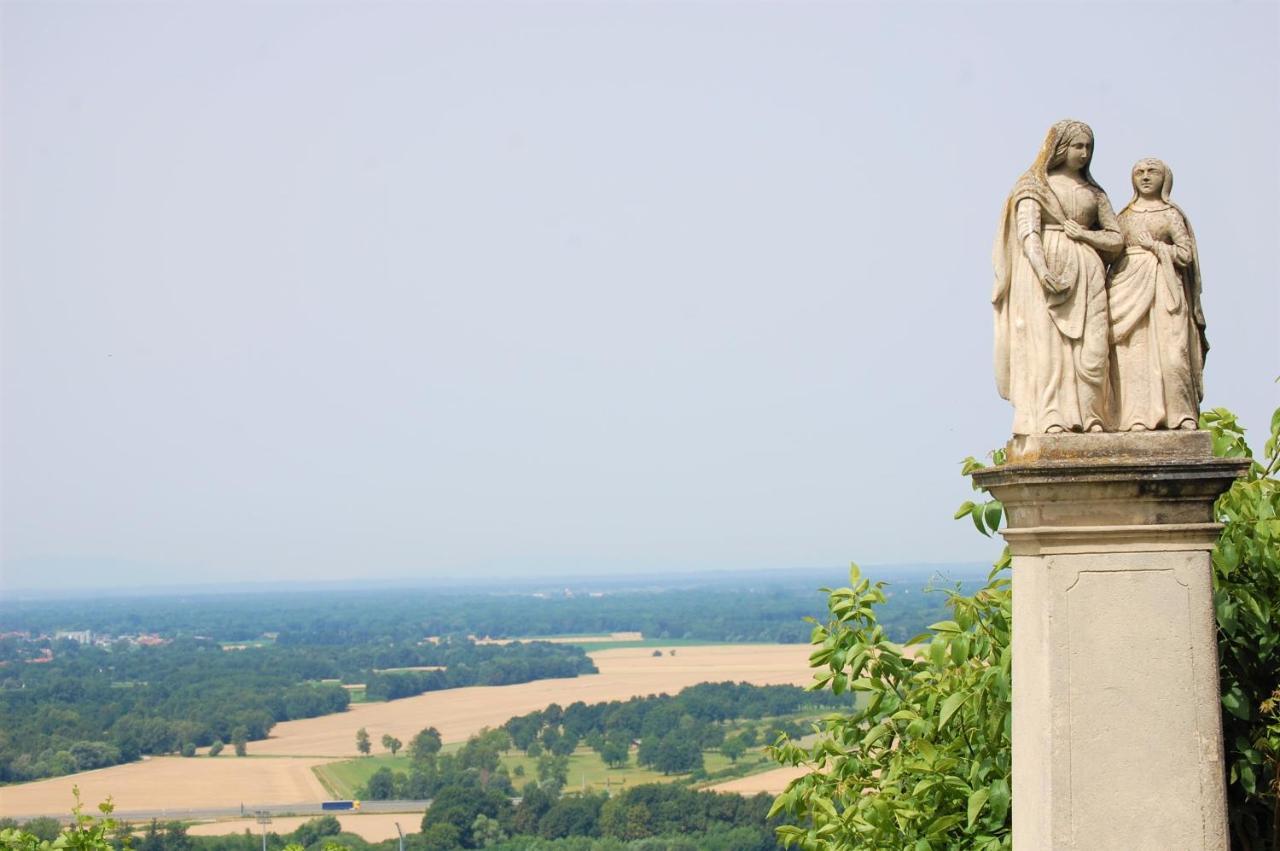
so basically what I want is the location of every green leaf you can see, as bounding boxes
[939,691,971,729]
[983,500,1003,532]
[1221,687,1251,721]
[929,620,961,634]
[988,778,1011,824]
[954,500,976,519]
[967,787,990,829]
[926,814,965,837]
[972,508,989,536]
[862,722,892,749]
[1239,762,1257,795]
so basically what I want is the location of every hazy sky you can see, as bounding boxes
[3,1,1277,593]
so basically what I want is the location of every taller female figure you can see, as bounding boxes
[1107,158,1207,431]
[993,120,1122,434]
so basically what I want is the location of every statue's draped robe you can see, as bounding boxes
[993,171,1120,434]
[1107,201,1207,430]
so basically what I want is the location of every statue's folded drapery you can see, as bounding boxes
[993,121,1121,435]
[1107,161,1207,431]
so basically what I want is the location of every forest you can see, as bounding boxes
[0,565,984,646]
[0,637,594,783]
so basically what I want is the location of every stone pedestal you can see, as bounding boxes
[973,431,1247,851]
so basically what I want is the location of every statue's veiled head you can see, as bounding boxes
[1044,119,1095,174]
[1131,157,1174,203]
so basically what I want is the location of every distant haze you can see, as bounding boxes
[3,2,1277,593]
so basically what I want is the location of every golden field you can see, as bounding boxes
[187,813,414,842]
[0,644,813,818]
[0,756,330,817]
[248,644,813,757]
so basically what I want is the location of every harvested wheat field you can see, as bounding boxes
[707,764,810,795]
[249,644,813,757]
[0,756,330,819]
[188,813,416,842]
[0,644,813,819]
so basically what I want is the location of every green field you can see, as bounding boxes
[313,741,779,799]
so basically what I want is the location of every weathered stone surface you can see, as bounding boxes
[974,434,1245,850]
[1108,158,1208,432]
[1006,429,1209,464]
[992,129,1208,436]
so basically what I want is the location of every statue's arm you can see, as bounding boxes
[1016,198,1050,279]
[1168,211,1194,268]
[1088,193,1124,257]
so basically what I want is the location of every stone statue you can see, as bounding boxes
[992,119,1123,435]
[1106,158,1207,431]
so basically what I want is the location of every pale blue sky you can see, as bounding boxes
[3,1,1277,592]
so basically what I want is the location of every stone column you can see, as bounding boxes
[972,431,1247,851]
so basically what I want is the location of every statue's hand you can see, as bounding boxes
[1039,271,1068,300]
[1062,220,1085,241]
[1135,230,1156,250]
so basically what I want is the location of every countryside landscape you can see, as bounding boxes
[4,2,1277,850]
[0,567,982,848]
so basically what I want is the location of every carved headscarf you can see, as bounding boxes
[991,120,1103,400]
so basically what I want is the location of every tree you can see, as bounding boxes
[470,813,506,847]
[1201,406,1280,848]
[231,727,248,757]
[536,753,570,792]
[208,740,224,757]
[719,735,747,764]
[651,730,703,775]
[355,727,371,756]
[770,470,1013,847]
[365,767,396,800]
[381,733,402,756]
[601,735,630,769]
[409,726,442,763]
[537,794,605,839]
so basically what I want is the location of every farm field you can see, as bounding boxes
[187,813,415,842]
[247,644,812,757]
[0,756,330,818]
[0,643,811,819]
[707,764,810,794]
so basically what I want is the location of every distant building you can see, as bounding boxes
[55,630,92,645]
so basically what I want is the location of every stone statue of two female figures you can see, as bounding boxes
[992,119,1208,436]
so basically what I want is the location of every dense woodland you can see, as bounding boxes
[0,566,983,646]
[0,638,593,782]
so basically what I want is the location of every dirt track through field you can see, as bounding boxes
[0,644,813,818]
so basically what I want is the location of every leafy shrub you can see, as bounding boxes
[771,401,1280,850]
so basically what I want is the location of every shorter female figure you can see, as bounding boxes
[1107,158,1207,431]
